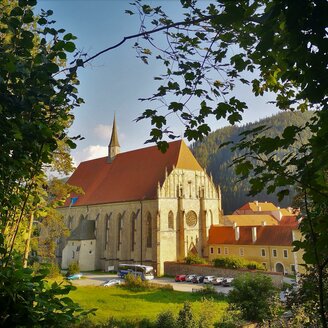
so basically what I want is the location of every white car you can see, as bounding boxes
[212,277,224,285]
[185,274,197,282]
[203,276,215,284]
[102,279,122,287]
[222,278,234,287]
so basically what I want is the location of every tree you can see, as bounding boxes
[228,273,278,322]
[0,0,92,325]
[32,178,84,263]
[176,302,197,328]
[0,0,84,259]
[115,1,327,326]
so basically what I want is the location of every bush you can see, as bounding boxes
[0,254,94,327]
[196,285,218,298]
[184,254,207,265]
[213,256,265,270]
[123,273,150,292]
[228,273,278,322]
[177,302,197,328]
[68,261,80,275]
[155,311,176,328]
[101,317,154,328]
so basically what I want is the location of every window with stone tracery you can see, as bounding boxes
[117,215,123,251]
[168,211,174,229]
[131,212,136,251]
[146,213,152,248]
[105,214,111,250]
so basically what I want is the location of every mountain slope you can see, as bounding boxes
[191,111,314,214]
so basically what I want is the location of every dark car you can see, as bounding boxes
[175,274,186,282]
[192,275,204,283]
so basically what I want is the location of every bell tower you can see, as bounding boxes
[108,114,120,162]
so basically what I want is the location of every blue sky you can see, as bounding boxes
[38,0,279,167]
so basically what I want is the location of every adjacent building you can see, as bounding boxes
[208,202,304,275]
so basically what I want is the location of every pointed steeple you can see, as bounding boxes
[108,114,120,162]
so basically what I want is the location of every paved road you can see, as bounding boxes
[70,273,233,294]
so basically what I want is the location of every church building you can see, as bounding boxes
[58,118,222,275]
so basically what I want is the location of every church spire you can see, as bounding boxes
[108,114,120,162]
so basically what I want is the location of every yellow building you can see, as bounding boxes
[208,224,304,275]
[58,118,222,275]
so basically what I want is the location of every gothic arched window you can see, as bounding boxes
[146,213,152,248]
[104,213,111,250]
[131,212,136,251]
[168,211,174,229]
[117,215,123,251]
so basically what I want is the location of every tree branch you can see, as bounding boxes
[81,15,217,65]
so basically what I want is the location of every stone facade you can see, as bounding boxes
[58,167,221,275]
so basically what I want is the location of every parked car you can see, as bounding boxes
[203,276,215,284]
[192,275,204,284]
[185,274,197,282]
[222,278,234,287]
[102,279,122,287]
[212,277,224,285]
[175,274,186,282]
[66,273,83,280]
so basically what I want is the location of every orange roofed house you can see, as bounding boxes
[208,201,304,275]
[57,118,222,275]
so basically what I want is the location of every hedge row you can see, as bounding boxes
[213,256,265,270]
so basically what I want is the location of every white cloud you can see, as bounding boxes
[93,124,112,140]
[72,145,107,167]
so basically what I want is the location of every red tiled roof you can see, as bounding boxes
[237,201,278,212]
[279,215,299,228]
[65,140,203,206]
[208,225,294,246]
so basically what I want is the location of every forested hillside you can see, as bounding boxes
[191,111,314,214]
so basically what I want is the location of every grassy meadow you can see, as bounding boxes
[68,285,228,324]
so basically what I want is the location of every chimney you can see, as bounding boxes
[234,226,240,241]
[252,227,257,243]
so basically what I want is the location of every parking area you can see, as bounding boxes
[69,273,233,294]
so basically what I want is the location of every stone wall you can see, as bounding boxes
[164,261,284,287]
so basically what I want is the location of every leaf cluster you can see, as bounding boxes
[0,254,95,327]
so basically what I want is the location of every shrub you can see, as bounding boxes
[102,317,154,328]
[46,262,61,278]
[213,256,265,270]
[196,285,218,298]
[68,261,80,275]
[228,273,278,322]
[123,273,150,292]
[0,254,93,327]
[177,302,197,328]
[155,311,176,328]
[185,254,207,265]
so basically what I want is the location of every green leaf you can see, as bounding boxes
[10,7,24,16]
[64,42,76,52]
[63,33,77,41]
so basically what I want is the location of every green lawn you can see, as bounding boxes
[69,285,228,324]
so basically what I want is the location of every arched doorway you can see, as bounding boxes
[275,262,284,273]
